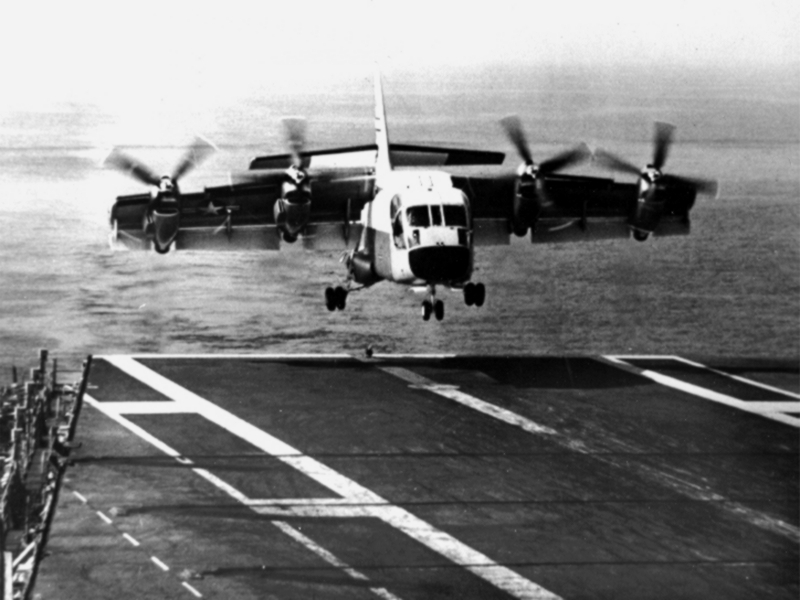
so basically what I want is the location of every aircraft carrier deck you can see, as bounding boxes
[34,354,799,599]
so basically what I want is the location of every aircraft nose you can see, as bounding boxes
[408,246,471,283]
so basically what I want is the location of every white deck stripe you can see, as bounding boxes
[181,582,203,598]
[97,355,560,600]
[273,520,368,580]
[670,356,800,399]
[381,360,800,543]
[123,533,140,547]
[72,491,88,503]
[97,511,112,525]
[151,556,169,571]
[380,367,556,435]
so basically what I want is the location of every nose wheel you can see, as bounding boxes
[325,286,348,311]
[463,282,486,307]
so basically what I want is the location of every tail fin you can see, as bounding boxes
[373,64,392,180]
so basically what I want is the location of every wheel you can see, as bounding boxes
[474,283,486,307]
[633,230,650,242]
[421,300,432,321]
[334,286,347,310]
[434,300,444,321]
[282,230,298,243]
[325,287,336,311]
[463,283,474,306]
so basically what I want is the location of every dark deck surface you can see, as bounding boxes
[36,354,799,599]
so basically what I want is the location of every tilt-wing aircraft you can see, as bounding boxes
[107,67,717,321]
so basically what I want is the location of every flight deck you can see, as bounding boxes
[36,354,799,599]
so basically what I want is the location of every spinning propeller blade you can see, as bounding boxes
[104,149,161,187]
[283,117,307,169]
[538,143,592,175]
[171,135,218,181]
[652,121,675,171]
[592,149,642,177]
[500,115,533,166]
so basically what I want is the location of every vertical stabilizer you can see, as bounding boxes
[373,64,392,181]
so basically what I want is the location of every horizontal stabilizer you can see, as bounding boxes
[250,144,505,170]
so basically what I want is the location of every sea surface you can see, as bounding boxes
[1,63,798,371]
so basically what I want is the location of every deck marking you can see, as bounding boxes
[380,360,800,544]
[605,355,800,428]
[181,582,203,598]
[381,366,557,435]
[72,491,87,503]
[97,511,112,525]
[635,355,800,399]
[89,355,561,600]
[151,556,170,572]
[122,533,140,547]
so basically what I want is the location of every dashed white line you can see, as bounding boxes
[72,491,87,503]
[97,511,112,525]
[151,556,170,572]
[122,533,140,547]
[92,355,561,600]
[182,582,203,598]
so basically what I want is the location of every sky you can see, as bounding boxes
[0,0,796,113]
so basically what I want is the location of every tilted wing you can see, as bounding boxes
[108,170,375,252]
[452,173,697,246]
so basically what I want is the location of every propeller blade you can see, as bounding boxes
[104,148,161,187]
[660,173,718,197]
[171,135,218,181]
[593,148,642,177]
[283,117,307,168]
[500,115,534,165]
[538,143,591,175]
[653,121,676,170]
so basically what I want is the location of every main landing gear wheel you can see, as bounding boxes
[463,282,486,307]
[421,299,444,321]
[325,286,348,311]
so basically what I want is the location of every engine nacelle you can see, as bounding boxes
[509,177,539,237]
[151,208,180,253]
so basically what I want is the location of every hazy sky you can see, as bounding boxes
[0,0,796,112]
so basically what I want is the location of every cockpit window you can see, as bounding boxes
[443,205,468,227]
[407,206,430,227]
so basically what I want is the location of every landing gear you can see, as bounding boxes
[282,231,298,243]
[632,230,650,242]
[420,299,444,321]
[325,286,348,311]
[420,285,445,322]
[463,282,486,307]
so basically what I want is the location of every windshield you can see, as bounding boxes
[443,205,468,227]
[407,206,430,227]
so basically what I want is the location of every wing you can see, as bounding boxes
[452,173,697,245]
[108,171,375,252]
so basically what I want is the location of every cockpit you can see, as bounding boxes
[391,192,470,250]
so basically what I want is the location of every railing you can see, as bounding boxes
[0,350,92,600]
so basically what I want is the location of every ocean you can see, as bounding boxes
[1,63,798,370]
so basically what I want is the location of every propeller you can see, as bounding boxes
[283,117,307,171]
[104,135,217,193]
[500,115,591,177]
[594,122,717,196]
[104,136,217,252]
